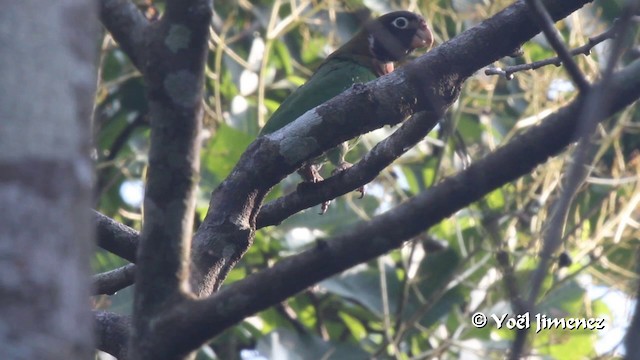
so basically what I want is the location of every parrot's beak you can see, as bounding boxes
[411,17,434,49]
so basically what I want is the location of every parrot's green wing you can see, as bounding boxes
[256,11,432,213]
[260,57,377,135]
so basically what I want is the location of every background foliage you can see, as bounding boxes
[94,0,639,358]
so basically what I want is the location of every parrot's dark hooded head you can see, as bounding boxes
[367,11,433,62]
[329,11,433,76]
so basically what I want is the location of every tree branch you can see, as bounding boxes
[189,0,596,297]
[93,263,136,295]
[94,210,138,263]
[485,23,618,79]
[95,310,130,359]
[525,0,590,91]
[92,0,596,298]
[96,109,449,293]
[128,0,213,358]
[160,53,640,358]
[98,0,151,71]
[256,111,442,227]
[511,1,640,356]
[93,109,437,295]
[92,0,601,353]
[93,109,437,296]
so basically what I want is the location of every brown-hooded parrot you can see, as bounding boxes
[260,11,433,213]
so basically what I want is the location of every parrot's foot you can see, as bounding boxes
[296,164,332,214]
[332,162,365,199]
[320,200,331,215]
[298,163,323,183]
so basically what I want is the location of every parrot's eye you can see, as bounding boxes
[391,17,409,29]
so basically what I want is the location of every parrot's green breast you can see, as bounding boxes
[260,58,377,135]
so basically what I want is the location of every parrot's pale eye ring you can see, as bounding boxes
[392,17,409,29]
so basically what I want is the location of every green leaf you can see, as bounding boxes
[201,124,253,186]
[537,280,585,315]
[320,263,401,317]
[276,195,380,233]
[457,114,483,142]
[301,37,325,64]
[526,42,555,62]
[400,166,420,194]
[485,188,505,210]
[403,248,465,328]
[338,311,367,340]
[273,41,294,76]
[533,326,597,359]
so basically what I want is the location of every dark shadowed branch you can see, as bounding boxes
[95,0,596,297]
[93,107,433,294]
[94,210,138,263]
[95,310,130,359]
[510,1,640,357]
[98,0,151,70]
[100,0,215,358]
[256,110,442,227]
[94,0,602,357]
[525,0,589,91]
[93,263,136,295]
[158,59,640,355]
[132,0,212,301]
[188,0,595,297]
[485,23,618,79]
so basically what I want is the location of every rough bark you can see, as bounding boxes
[101,1,215,359]
[188,0,594,296]
[153,58,640,354]
[97,0,596,297]
[0,1,98,359]
[93,0,621,357]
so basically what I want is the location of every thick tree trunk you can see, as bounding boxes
[0,1,98,359]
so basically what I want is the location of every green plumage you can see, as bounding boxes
[260,57,376,169]
[259,58,377,136]
[259,11,432,212]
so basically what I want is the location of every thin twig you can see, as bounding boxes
[485,24,618,79]
[510,2,640,358]
[483,216,528,314]
[306,291,330,340]
[274,302,308,334]
[525,0,590,91]
[105,113,146,162]
[377,257,401,359]
[526,1,638,313]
